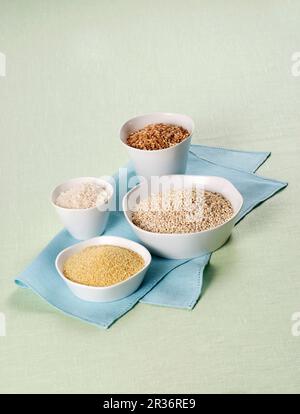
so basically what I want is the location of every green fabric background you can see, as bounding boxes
[0,0,299,393]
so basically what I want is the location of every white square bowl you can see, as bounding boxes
[120,112,194,179]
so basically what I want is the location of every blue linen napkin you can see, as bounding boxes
[15,145,287,328]
[141,148,282,308]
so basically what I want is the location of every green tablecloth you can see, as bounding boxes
[0,0,299,393]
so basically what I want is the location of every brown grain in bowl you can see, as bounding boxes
[126,123,190,150]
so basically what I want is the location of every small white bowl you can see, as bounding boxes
[51,177,114,241]
[55,236,152,302]
[120,112,194,179]
[123,175,243,259]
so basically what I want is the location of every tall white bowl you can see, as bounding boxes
[51,177,114,240]
[55,236,152,302]
[123,175,243,259]
[120,112,194,179]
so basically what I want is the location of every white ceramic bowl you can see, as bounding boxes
[123,175,243,259]
[120,112,194,179]
[55,236,152,302]
[51,177,114,240]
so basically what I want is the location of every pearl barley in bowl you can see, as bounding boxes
[120,112,194,179]
[51,177,114,240]
[123,175,243,259]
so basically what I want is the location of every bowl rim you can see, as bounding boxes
[119,111,195,153]
[55,236,152,290]
[51,176,114,212]
[122,175,244,236]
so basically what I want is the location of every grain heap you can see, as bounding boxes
[131,189,234,233]
[127,123,190,150]
[55,182,109,209]
[63,245,144,287]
